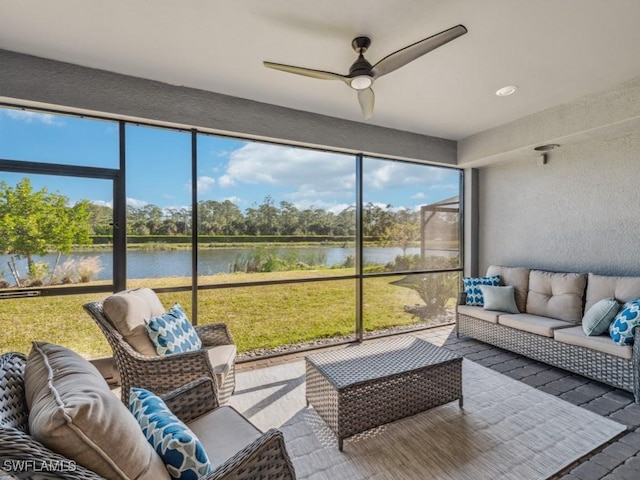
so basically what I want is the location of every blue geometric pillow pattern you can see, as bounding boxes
[609,298,640,345]
[463,275,501,306]
[145,303,202,355]
[129,387,212,480]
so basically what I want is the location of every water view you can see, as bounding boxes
[0,246,460,284]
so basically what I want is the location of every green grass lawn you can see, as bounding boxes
[0,270,430,358]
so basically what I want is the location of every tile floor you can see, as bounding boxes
[236,324,640,480]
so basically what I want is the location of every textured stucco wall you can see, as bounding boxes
[478,131,640,276]
[0,49,456,165]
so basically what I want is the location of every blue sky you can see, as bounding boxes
[0,108,459,213]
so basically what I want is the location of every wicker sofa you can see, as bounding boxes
[0,346,296,480]
[457,265,640,402]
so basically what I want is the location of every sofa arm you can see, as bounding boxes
[0,428,104,479]
[196,323,234,347]
[204,428,296,480]
[161,377,220,424]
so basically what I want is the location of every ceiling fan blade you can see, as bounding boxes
[264,61,350,83]
[371,24,467,79]
[358,88,375,120]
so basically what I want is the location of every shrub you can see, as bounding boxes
[391,272,458,319]
[28,261,50,286]
[77,256,103,283]
[229,248,327,273]
[50,256,104,284]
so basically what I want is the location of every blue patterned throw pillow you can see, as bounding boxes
[463,275,501,306]
[130,387,212,480]
[609,298,640,345]
[145,303,202,355]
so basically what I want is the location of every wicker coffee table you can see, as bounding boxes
[305,336,463,451]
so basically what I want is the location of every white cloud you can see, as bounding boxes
[363,160,449,190]
[196,176,216,193]
[5,110,63,126]
[293,198,354,214]
[411,192,426,199]
[126,197,148,208]
[220,143,354,200]
[218,143,453,198]
[91,200,113,208]
[222,196,244,204]
[218,174,235,188]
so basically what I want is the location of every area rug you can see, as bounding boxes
[229,359,626,480]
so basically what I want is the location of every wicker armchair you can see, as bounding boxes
[84,293,236,406]
[0,352,296,480]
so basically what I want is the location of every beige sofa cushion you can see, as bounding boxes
[25,342,170,480]
[498,313,575,338]
[585,273,640,312]
[457,304,501,324]
[486,265,530,313]
[103,288,165,356]
[554,326,632,359]
[526,270,587,323]
[188,405,261,469]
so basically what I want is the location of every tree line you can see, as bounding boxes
[87,195,456,240]
[1,178,458,284]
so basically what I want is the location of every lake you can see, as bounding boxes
[1,245,456,283]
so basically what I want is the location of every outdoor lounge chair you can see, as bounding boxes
[83,288,236,405]
[0,349,296,480]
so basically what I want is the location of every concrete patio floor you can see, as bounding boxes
[237,324,640,480]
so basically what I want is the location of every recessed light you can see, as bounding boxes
[496,85,518,97]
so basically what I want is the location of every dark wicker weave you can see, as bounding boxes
[305,337,462,451]
[0,353,296,480]
[456,294,640,403]
[83,300,236,406]
[0,352,106,480]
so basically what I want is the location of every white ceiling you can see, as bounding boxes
[1,0,640,141]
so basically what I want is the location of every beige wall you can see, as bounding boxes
[478,131,640,276]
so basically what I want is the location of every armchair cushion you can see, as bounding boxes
[145,303,202,355]
[24,342,170,480]
[103,288,165,356]
[187,405,262,468]
[130,387,212,480]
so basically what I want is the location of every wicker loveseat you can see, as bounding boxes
[0,347,296,480]
[457,265,640,402]
[84,288,236,405]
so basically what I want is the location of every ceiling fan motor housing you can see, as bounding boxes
[352,36,371,53]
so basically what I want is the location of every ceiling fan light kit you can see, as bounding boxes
[264,24,468,120]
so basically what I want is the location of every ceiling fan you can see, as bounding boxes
[264,24,467,120]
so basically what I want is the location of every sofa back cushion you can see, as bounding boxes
[25,342,170,480]
[585,273,640,312]
[486,265,530,313]
[526,270,587,323]
[103,288,165,356]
